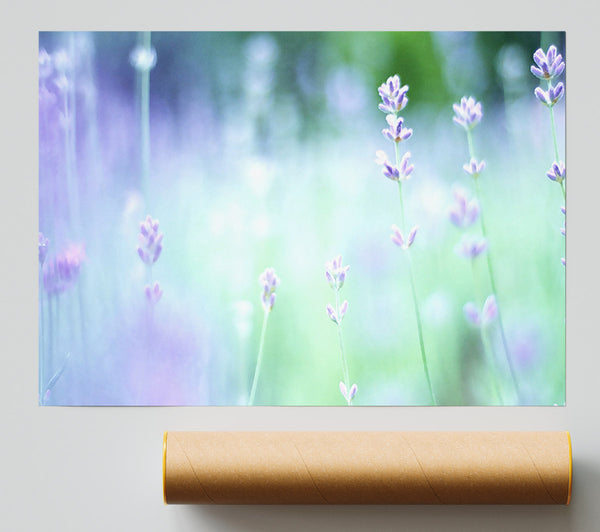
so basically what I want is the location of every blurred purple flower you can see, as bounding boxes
[145,281,163,304]
[325,255,350,290]
[463,158,486,176]
[561,257,566,267]
[481,295,498,323]
[453,96,483,129]
[546,161,565,183]
[326,300,348,324]
[382,114,413,143]
[259,267,279,312]
[534,82,564,107]
[52,49,71,74]
[463,302,481,326]
[378,75,409,114]
[42,243,85,295]
[339,381,358,404]
[38,49,53,80]
[448,187,479,228]
[530,45,565,81]
[561,205,565,236]
[137,215,163,265]
[390,224,418,250]
[456,235,487,259]
[375,150,414,181]
[130,46,157,72]
[38,232,49,265]
[463,295,497,327]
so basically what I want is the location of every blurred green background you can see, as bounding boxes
[38,31,565,405]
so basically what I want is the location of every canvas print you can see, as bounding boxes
[38,31,566,405]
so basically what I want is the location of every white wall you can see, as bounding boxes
[2,1,599,530]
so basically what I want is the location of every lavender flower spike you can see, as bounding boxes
[391,224,418,250]
[145,281,163,304]
[534,82,564,107]
[137,215,163,265]
[375,151,414,181]
[326,300,348,324]
[463,295,497,327]
[453,96,483,130]
[448,187,479,228]
[325,255,350,290]
[259,267,280,312]
[456,234,487,259]
[42,243,85,294]
[339,381,358,404]
[481,295,498,325]
[546,161,566,183]
[530,45,565,81]
[382,114,413,143]
[463,302,481,326]
[463,158,486,176]
[378,75,409,114]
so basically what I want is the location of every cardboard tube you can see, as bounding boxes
[163,431,572,505]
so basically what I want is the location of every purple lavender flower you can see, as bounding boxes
[145,281,163,304]
[546,161,565,183]
[326,300,348,324]
[561,205,565,236]
[463,295,497,327]
[530,45,565,81]
[382,114,413,143]
[137,215,163,265]
[463,302,481,326]
[38,232,49,265]
[456,234,487,259]
[129,46,157,72]
[448,187,479,228]
[453,96,483,129]
[325,255,350,290]
[561,257,566,267]
[259,267,279,312]
[390,224,418,250]
[534,82,564,107]
[42,243,85,294]
[375,150,414,181]
[378,75,409,114]
[339,381,358,404]
[463,158,486,176]
[481,295,498,324]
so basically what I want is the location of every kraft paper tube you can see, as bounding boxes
[163,431,572,505]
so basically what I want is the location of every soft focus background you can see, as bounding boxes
[38,31,565,405]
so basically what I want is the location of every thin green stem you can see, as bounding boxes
[480,329,504,405]
[466,128,475,162]
[548,97,566,201]
[248,309,270,405]
[335,288,350,394]
[396,179,436,405]
[548,104,560,163]
[407,250,436,405]
[467,130,521,402]
[471,260,504,405]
